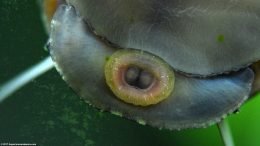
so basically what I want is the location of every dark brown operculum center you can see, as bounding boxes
[124,66,154,89]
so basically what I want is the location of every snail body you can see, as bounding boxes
[46,3,258,129]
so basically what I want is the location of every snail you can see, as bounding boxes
[0,0,259,145]
[41,0,259,130]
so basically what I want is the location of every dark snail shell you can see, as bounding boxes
[251,61,260,96]
[66,0,260,76]
[48,5,254,130]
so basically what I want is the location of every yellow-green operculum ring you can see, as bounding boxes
[105,49,175,106]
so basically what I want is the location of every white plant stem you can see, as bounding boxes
[218,120,235,146]
[0,56,54,102]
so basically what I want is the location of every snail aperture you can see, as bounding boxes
[105,49,175,106]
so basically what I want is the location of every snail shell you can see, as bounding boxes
[66,0,260,76]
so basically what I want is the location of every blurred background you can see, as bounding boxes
[0,1,259,146]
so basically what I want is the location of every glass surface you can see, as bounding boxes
[0,1,259,146]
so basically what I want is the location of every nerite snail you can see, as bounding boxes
[41,0,260,130]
